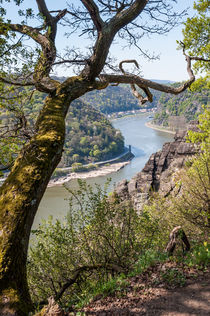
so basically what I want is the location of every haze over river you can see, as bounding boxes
[33,114,173,229]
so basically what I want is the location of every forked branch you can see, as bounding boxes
[81,0,104,31]
[99,48,199,105]
[119,60,153,105]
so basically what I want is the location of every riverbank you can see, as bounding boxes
[109,109,156,120]
[48,161,130,187]
[145,121,176,135]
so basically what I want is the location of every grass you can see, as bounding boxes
[73,244,210,310]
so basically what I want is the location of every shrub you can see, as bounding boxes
[184,241,210,268]
[27,180,159,308]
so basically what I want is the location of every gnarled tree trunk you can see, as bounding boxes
[0,75,106,315]
[0,92,67,315]
[0,74,93,315]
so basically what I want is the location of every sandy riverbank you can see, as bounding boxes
[48,161,130,187]
[145,121,175,135]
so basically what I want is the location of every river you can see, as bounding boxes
[33,114,173,229]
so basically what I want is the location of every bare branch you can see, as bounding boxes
[81,0,149,79]
[110,0,149,32]
[119,60,153,105]
[53,59,87,66]
[99,49,196,104]
[54,9,68,23]
[80,0,104,31]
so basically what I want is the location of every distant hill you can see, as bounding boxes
[80,84,163,114]
[61,99,125,167]
[0,88,125,168]
[53,76,174,114]
[150,79,175,84]
[153,82,209,128]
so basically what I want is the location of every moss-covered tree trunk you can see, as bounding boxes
[0,89,71,315]
[0,69,106,315]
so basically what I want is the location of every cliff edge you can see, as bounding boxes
[114,123,199,210]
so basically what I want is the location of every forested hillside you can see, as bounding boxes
[81,85,139,114]
[153,83,209,126]
[0,91,124,169]
[80,84,161,114]
[62,99,124,167]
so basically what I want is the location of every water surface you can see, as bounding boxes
[33,114,173,228]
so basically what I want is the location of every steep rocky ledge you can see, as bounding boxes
[114,123,199,210]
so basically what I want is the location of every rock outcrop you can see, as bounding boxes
[114,126,198,210]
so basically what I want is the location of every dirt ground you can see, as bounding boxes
[82,265,210,316]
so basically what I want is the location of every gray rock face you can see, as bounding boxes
[114,128,198,210]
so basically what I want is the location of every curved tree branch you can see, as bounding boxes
[99,48,196,105]
[0,76,34,86]
[0,1,68,92]
[119,59,153,105]
[0,23,48,47]
[81,0,149,79]
[81,0,104,31]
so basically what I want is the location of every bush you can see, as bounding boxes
[27,180,159,308]
[71,163,98,172]
[52,168,68,179]
[184,241,210,268]
[71,162,84,172]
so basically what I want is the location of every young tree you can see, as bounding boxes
[177,0,209,91]
[179,0,210,74]
[0,0,206,314]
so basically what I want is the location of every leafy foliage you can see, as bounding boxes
[178,0,210,73]
[0,87,125,169]
[63,100,124,167]
[187,107,210,150]
[153,83,209,126]
[28,180,160,307]
[147,109,210,238]
[184,241,210,268]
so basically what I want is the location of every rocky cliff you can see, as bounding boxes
[114,124,198,210]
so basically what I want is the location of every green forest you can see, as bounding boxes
[153,81,209,126]
[63,99,124,166]
[80,83,163,114]
[0,89,125,170]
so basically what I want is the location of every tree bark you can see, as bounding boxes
[0,76,100,315]
[0,75,108,315]
[165,226,190,256]
[0,93,67,314]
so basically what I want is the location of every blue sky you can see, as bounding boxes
[4,0,195,81]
